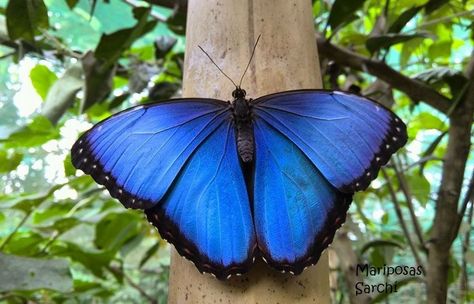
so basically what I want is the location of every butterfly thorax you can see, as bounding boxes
[231,88,254,163]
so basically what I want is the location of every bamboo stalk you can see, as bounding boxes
[167,0,329,303]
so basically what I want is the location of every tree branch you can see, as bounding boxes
[452,169,474,243]
[107,266,157,304]
[382,169,426,273]
[392,158,427,253]
[143,0,188,14]
[316,36,452,113]
[0,211,32,251]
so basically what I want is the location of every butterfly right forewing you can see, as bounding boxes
[252,90,407,193]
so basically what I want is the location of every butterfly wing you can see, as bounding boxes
[72,99,229,209]
[253,119,352,274]
[145,122,256,279]
[253,90,407,192]
[72,99,255,279]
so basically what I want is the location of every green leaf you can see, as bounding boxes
[4,183,64,213]
[366,33,430,54]
[405,170,431,206]
[108,93,131,110]
[0,252,72,292]
[3,232,46,255]
[6,0,49,42]
[49,242,114,278]
[447,254,461,285]
[129,45,155,61]
[73,279,105,293]
[425,0,449,14]
[64,154,76,177]
[466,250,474,266]
[166,10,186,35]
[94,212,143,252]
[400,37,425,67]
[428,40,452,61]
[81,51,115,112]
[30,65,58,101]
[95,7,157,67]
[2,116,60,148]
[65,0,80,9]
[388,6,423,33]
[326,0,366,31]
[32,202,75,224]
[369,247,385,267]
[414,67,468,97]
[360,239,404,254]
[408,112,446,137]
[82,7,156,111]
[154,35,177,59]
[420,131,447,174]
[67,175,94,192]
[465,291,474,303]
[139,241,161,268]
[38,217,81,234]
[128,62,157,93]
[0,150,23,173]
[41,63,83,124]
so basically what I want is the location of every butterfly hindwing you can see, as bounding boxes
[253,119,352,274]
[253,90,407,192]
[71,99,230,209]
[145,121,256,279]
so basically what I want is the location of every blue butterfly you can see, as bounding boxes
[71,85,407,279]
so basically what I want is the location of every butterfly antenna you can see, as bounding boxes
[198,45,238,88]
[238,34,261,88]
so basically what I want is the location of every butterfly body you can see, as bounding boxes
[231,88,254,162]
[72,88,407,279]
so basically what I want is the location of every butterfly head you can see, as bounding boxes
[232,87,247,99]
[232,87,251,118]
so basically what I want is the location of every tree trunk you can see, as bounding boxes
[167,0,330,303]
[426,55,474,303]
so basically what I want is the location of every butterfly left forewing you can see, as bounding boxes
[71,99,229,209]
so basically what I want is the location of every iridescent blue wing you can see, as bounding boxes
[72,99,229,209]
[253,90,407,192]
[145,122,256,279]
[253,119,352,274]
[71,99,255,279]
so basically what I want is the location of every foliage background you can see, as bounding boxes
[0,0,472,303]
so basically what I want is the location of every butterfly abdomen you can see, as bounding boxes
[237,123,254,162]
[232,97,254,162]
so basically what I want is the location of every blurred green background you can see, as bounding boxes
[0,0,472,303]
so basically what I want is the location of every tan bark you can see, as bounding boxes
[167,0,329,303]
